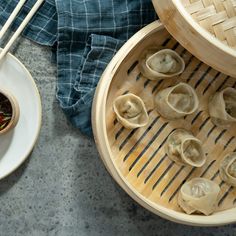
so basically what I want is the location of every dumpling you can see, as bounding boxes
[166,129,206,167]
[178,178,220,215]
[140,49,185,80]
[219,152,236,187]
[209,87,236,127]
[155,83,199,119]
[113,93,149,129]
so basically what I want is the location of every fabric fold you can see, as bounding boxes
[68,34,124,135]
[0,0,57,46]
[0,0,157,137]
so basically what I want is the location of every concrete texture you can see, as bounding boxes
[0,36,235,236]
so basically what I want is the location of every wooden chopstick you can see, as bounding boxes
[0,0,27,40]
[0,0,45,62]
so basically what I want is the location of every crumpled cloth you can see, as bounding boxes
[0,0,157,136]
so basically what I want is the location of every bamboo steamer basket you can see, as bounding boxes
[92,20,236,226]
[152,0,236,77]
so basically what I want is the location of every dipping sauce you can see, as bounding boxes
[0,92,12,131]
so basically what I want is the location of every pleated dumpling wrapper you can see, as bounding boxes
[141,49,185,80]
[209,87,236,127]
[113,93,149,129]
[220,152,236,187]
[166,129,206,167]
[155,83,199,119]
[178,178,220,215]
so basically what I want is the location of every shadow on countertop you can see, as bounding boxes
[0,155,30,197]
[69,137,236,236]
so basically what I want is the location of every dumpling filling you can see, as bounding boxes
[209,88,236,127]
[228,159,236,178]
[168,137,182,162]
[224,94,236,118]
[183,140,201,163]
[120,100,141,119]
[191,181,210,198]
[219,153,236,186]
[149,53,178,74]
[168,93,192,113]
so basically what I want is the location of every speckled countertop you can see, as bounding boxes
[0,36,235,236]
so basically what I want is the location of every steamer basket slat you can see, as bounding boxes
[92,21,236,226]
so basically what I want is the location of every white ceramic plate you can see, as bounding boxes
[0,51,42,179]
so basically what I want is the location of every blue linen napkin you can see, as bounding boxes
[0,0,157,136]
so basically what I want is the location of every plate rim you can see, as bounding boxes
[0,50,42,180]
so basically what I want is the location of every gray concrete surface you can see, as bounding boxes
[0,36,235,236]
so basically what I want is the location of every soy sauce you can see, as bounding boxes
[0,93,12,131]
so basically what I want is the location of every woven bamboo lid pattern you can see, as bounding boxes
[152,0,236,77]
[183,0,236,48]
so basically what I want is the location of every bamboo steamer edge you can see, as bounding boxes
[152,0,236,78]
[92,21,236,226]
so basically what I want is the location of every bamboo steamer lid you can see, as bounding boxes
[152,0,236,77]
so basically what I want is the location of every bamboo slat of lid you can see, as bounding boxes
[152,0,236,77]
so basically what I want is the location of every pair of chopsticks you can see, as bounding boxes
[0,0,44,61]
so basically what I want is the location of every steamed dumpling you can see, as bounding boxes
[155,83,199,119]
[140,49,185,80]
[149,53,178,73]
[120,100,141,119]
[168,93,192,112]
[220,152,236,187]
[178,178,220,215]
[209,87,236,127]
[166,129,206,167]
[113,93,149,129]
